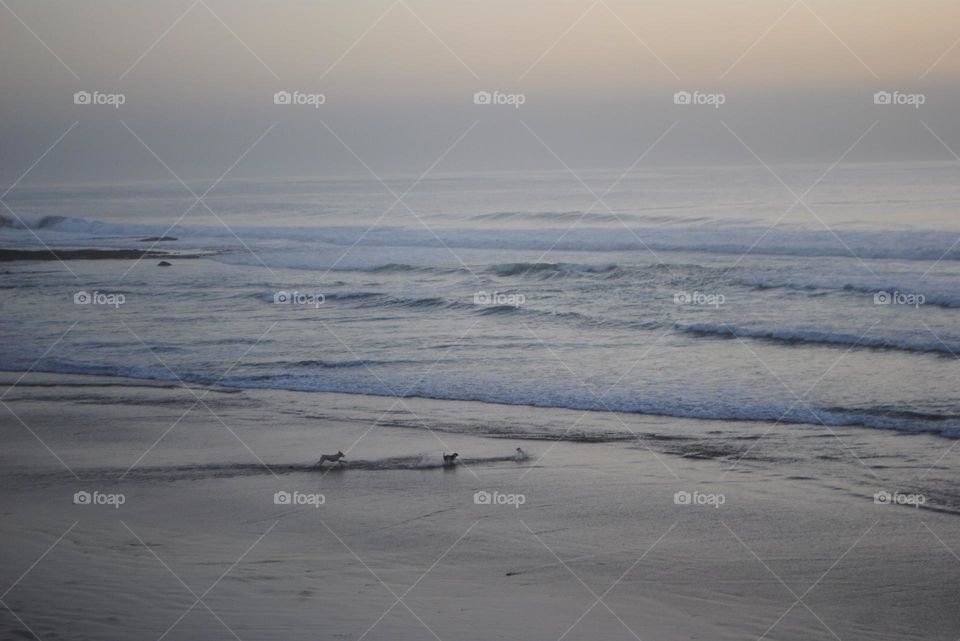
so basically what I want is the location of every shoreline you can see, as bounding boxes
[3,371,956,512]
[1,370,958,640]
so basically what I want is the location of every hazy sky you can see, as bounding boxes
[1,0,959,184]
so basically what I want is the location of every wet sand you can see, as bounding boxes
[1,373,958,641]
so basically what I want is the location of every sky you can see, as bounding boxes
[1,0,959,185]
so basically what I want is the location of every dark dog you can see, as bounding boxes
[442,452,459,465]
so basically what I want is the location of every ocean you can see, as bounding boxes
[3,161,960,441]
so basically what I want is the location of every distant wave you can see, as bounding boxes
[6,213,960,262]
[739,278,960,309]
[259,286,960,355]
[0,214,69,229]
[675,323,960,355]
[489,262,619,277]
[469,210,626,223]
[250,358,419,369]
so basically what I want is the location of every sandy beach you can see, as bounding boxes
[2,372,957,641]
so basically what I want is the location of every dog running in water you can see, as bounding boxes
[442,452,459,466]
[316,451,346,466]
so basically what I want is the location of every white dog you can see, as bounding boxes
[316,451,346,466]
